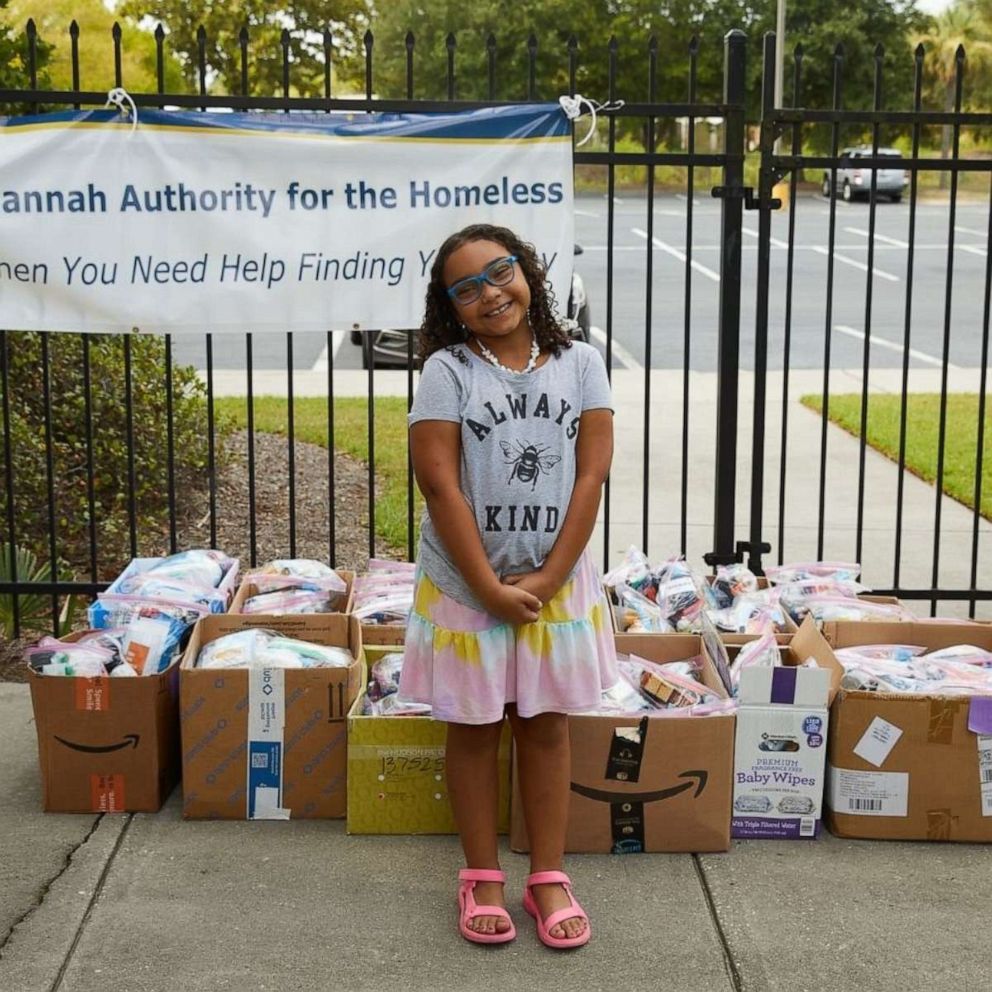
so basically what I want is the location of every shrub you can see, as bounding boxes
[0,331,226,580]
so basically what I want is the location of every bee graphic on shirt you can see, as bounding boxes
[500,440,561,490]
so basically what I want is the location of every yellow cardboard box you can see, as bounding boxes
[347,693,511,835]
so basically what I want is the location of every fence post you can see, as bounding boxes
[743,31,779,574]
[705,29,747,569]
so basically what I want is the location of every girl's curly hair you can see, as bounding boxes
[418,224,574,363]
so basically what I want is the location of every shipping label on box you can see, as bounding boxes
[732,665,831,839]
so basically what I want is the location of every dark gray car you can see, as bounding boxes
[822,146,907,203]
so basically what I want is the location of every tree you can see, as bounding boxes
[8,0,182,93]
[915,2,992,186]
[0,0,50,95]
[116,1,371,96]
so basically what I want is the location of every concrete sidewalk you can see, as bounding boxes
[1,683,988,992]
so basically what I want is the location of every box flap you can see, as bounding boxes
[822,620,992,652]
[790,616,845,701]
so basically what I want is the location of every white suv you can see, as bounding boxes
[822,146,908,203]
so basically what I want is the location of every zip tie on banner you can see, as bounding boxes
[105,87,138,134]
[558,93,625,147]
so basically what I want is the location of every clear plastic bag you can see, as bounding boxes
[728,632,781,695]
[246,559,347,594]
[196,629,355,670]
[614,582,672,633]
[145,549,234,588]
[802,596,910,625]
[25,639,113,677]
[705,563,759,610]
[369,652,405,702]
[834,644,926,665]
[242,588,334,615]
[925,644,992,668]
[120,613,187,675]
[764,561,862,585]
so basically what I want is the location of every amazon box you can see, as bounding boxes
[731,618,844,839]
[510,634,735,854]
[180,612,364,820]
[822,621,992,842]
[29,654,181,813]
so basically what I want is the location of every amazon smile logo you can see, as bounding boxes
[54,734,140,753]
[570,770,708,805]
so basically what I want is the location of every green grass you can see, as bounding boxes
[213,396,419,554]
[801,393,992,520]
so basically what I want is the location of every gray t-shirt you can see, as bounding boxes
[409,339,613,610]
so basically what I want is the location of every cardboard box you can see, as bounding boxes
[89,555,240,628]
[347,694,511,834]
[29,656,181,813]
[228,569,354,615]
[510,634,735,854]
[731,618,844,839]
[180,613,363,820]
[822,621,992,842]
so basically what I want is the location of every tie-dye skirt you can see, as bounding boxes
[399,550,619,725]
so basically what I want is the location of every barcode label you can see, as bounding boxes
[978,735,992,816]
[799,817,816,836]
[252,752,269,769]
[827,766,908,817]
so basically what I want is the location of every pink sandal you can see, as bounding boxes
[457,868,516,945]
[523,870,591,949]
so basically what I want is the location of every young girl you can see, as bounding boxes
[400,223,617,950]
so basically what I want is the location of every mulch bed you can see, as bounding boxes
[0,430,404,682]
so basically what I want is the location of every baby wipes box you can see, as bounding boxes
[822,620,992,842]
[29,648,181,813]
[346,682,511,835]
[510,634,735,854]
[179,612,363,820]
[731,619,842,839]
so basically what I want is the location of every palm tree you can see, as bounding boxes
[915,2,992,188]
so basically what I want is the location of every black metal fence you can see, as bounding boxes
[0,20,989,636]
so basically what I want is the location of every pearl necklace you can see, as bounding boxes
[473,333,541,374]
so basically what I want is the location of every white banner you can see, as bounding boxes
[0,104,574,334]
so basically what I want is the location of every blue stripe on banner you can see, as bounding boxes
[0,104,570,140]
[770,667,798,705]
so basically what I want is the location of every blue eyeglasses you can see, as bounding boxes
[446,255,519,306]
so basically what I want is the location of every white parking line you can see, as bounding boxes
[955,224,987,237]
[311,329,348,371]
[959,244,988,258]
[588,325,642,370]
[742,225,789,249]
[844,226,909,248]
[630,227,721,282]
[575,208,600,218]
[834,324,957,368]
[810,245,900,282]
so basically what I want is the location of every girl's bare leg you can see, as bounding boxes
[507,707,587,940]
[446,719,509,935]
